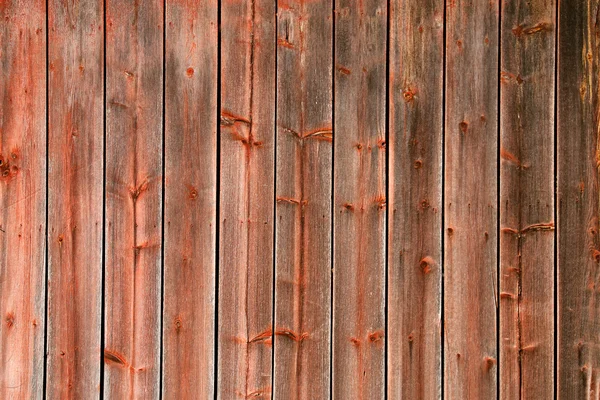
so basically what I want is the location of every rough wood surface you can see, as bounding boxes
[218,0,275,398]
[333,1,386,399]
[444,0,499,397]
[499,0,555,398]
[104,1,163,398]
[162,0,218,399]
[557,1,600,398]
[162,0,218,398]
[387,0,443,397]
[0,1,46,398]
[274,0,332,398]
[46,0,104,398]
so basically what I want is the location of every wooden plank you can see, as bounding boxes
[0,1,46,398]
[499,0,555,398]
[162,0,217,398]
[444,0,498,397]
[332,2,386,399]
[217,0,275,398]
[557,1,600,398]
[104,2,163,398]
[274,0,332,398]
[387,0,443,397]
[46,0,103,397]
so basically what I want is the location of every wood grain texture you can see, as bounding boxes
[104,1,163,398]
[333,1,386,399]
[387,0,443,397]
[46,1,104,397]
[557,1,600,398]
[162,0,217,399]
[218,0,275,398]
[0,1,46,398]
[499,0,555,398]
[274,0,332,398]
[444,0,498,397]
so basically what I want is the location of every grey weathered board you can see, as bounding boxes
[0,1,596,399]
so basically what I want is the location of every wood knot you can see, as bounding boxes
[420,256,435,274]
[368,330,384,343]
[5,312,14,328]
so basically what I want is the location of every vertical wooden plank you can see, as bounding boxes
[499,0,555,398]
[104,1,163,398]
[46,0,104,398]
[557,1,600,398]
[218,0,275,398]
[274,0,332,398]
[332,1,386,399]
[0,1,46,398]
[387,0,443,397]
[162,0,217,398]
[444,0,498,397]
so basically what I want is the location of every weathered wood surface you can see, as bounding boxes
[387,0,443,397]
[47,0,103,398]
[104,1,163,398]
[500,0,555,399]
[2,1,599,399]
[218,0,275,398]
[0,1,46,398]
[162,1,217,398]
[274,0,333,398]
[333,1,386,399]
[444,0,499,397]
[557,1,600,399]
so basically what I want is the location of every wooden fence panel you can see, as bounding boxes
[104,1,163,398]
[218,0,275,398]
[0,1,46,398]
[499,0,555,398]
[274,0,333,398]
[387,0,444,397]
[4,2,600,398]
[444,0,499,397]
[47,0,104,397]
[333,1,387,399]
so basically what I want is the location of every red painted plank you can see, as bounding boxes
[557,1,600,398]
[332,2,387,399]
[274,0,332,398]
[162,0,217,398]
[218,0,275,398]
[444,0,499,397]
[499,0,555,398]
[0,1,46,398]
[387,0,443,397]
[46,1,104,397]
[104,1,163,398]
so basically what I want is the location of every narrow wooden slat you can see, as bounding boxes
[0,1,46,398]
[162,0,217,398]
[387,0,443,397]
[332,2,386,398]
[444,0,498,397]
[274,0,332,398]
[46,0,103,397]
[499,0,555,398]
[557,1,600,398]
[218,0,275,398]
[104,2,163,398]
